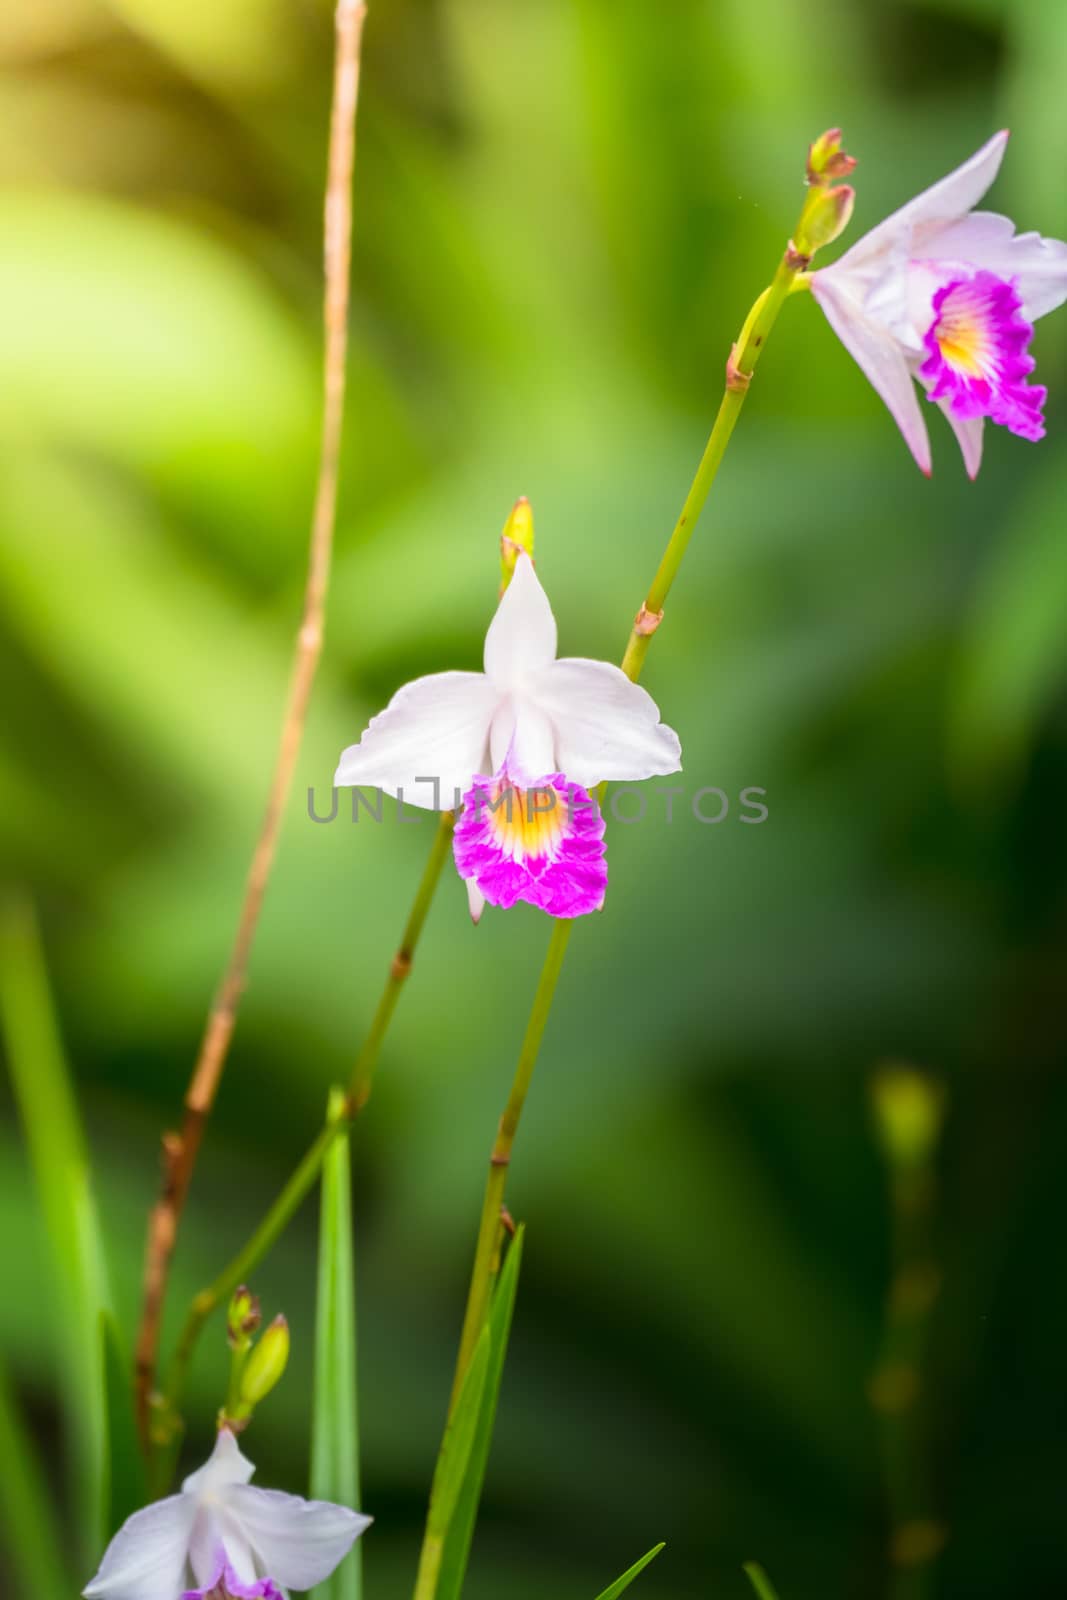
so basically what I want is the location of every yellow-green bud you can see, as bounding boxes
[871,1065,946,1168]
[500,496,534,589]
[797,183,855,255]
[806,127,857,186]
[226,1286,261,1350]
[238,1314,290,1407]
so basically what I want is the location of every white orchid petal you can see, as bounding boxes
[937,402,985,479]
[488,698,516,771]
[227,1486,371,1591]
[466,880,486,924]
[827,130,1009,277]
[334,671,498,808]
[530,658,681,785]
[483,554,557,690]
[82,1494,196,1600]
[921,211,1067,320]
[812,274,933,474]
[186,1505,224,1589]
[182,1427,256,1495]
[502,700,556,774]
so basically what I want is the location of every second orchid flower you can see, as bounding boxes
[810,130,1067,477]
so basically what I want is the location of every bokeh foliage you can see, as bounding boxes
[2,1,1067,1596]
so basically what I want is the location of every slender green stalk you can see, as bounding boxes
[441,242,808,1428]
[351,812,455,1109]
[619,256,798,683]
[869,1069,947,1600]
[156,814,455,1451]
[448,919,573,1409]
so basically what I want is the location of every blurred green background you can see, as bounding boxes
[3,0,1067,1596]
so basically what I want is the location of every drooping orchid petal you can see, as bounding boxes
[807,270,933,474]
[334,670,500,805]
[811,131,1067,475]
[83,1495,196,1600]
[221,1485,370,1592]
[83,1430,370,1600]
[334,551,681,917]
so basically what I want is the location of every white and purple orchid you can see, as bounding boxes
[83,1429,370,1600]
[334,552,681,919]
[811,130,1067,477]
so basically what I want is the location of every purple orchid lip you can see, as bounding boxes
[453,765,608,918]
[920,269,1047,441]
[182,1560,284,1600]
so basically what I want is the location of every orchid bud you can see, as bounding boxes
[500,495,535,589]
[226,1286,261,1350]
[806,127,856,186]
[238,1314,290,1407]
[871,1065,945,1169]
[797,182,855,255]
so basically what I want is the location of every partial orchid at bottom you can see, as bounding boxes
[83,1429,370,1600]
[334,537,682,920]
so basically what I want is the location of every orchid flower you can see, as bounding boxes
[811,130,1067,477]
[334,552,681,918]
[83,1428,370,1600]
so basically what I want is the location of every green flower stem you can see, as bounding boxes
[434,245,810,1457]
[619,252,800,684]
[874,1154,945,1600]
[447,917,573,1410]
[156,813,455,1455]
[350,811,456,1111]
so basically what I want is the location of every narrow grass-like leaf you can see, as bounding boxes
[0,893,113,1565]
[102,1312,147,1536]
[743,1562,782,1600]
[310,1090,361,1600]
[0,1351,71,1597]
[592,1542,666,1600]
[413,1327,492,1600]
[434,1226,525,1600]
[428,1327,491,1540]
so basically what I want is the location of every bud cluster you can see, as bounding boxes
[793,127,857,261]
[220,1285,291,1431]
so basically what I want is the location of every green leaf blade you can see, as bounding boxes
[0,1351,72,1598]
[310,1092,362,1600]
[102,1312,148,1538]
[0,893,113,1568]
[427,1325,492,1542]
[592,1542,666,1600]
[434,1225,525,1600]
[743,1562,782,1600]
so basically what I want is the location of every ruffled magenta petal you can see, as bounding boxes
[453,766,607,918]
[919,269,1046,441]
